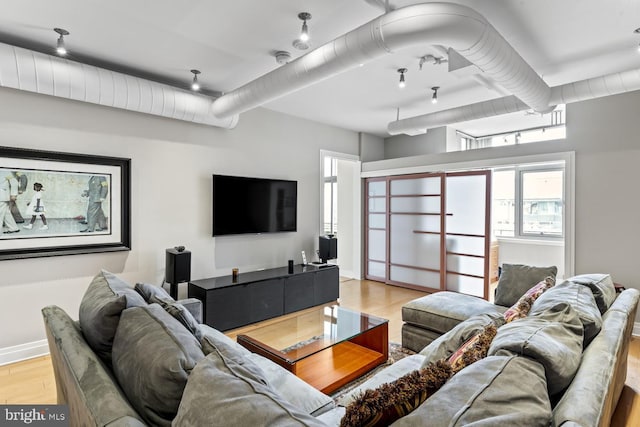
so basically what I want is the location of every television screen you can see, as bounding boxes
[212,174,297,236]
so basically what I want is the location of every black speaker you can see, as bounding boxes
[166,248,191,298]
[319,235,337,263]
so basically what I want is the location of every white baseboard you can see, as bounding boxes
[634,322,640,338]
[0,340,49,366]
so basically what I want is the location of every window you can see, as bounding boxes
[456,105,566,152]
[492,165,564,239]
[323,156,338,235]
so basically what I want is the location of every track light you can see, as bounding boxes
[431,86,439,104]
[54,28,69,56]
[190,69,201,91]
[298,12,311,42]
[397,68,407,89]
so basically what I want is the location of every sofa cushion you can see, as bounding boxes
[503,276,555,323]
[530,281,602,345]
[402,292,504,335]
[420,312,505,367]
[78,270,146,366]
[340,360,452,427]
[494,264,558,307]
[135,281,203,340]
[111,304,205,426]
[392,355,551,427]
[567,273,616,314]
[173,346,328,427]
[200,325,335,416]
[488,302,584,396]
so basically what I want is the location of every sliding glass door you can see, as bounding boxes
[365,170,492,299]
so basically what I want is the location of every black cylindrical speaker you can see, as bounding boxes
[166,248,191,285]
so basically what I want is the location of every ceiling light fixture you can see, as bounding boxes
[431,86,439,104]
[298,12,312,42]
[190,69,201,91]
[53,28,69,56]
[397,68,407,89]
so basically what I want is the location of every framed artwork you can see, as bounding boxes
[0,146,131,260]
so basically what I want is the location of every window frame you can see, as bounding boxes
[494,163,565,240]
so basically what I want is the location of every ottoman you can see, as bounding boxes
[401,291,506,352]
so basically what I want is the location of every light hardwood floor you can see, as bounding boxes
[1,278,638,425]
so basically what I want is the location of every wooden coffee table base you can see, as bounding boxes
[239,322,388,394]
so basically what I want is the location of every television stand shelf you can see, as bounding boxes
[188,264,339,331]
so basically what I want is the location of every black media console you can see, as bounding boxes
[188,264,339,331]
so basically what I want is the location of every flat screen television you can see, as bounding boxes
[212,174,297,236]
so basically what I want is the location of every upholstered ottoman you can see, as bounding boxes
[401,291,506,352]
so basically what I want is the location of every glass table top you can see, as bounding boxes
[237,305,388,364]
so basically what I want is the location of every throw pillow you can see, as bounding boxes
[136,281,203,340]
[149,294,203,341]
[447,323,498,375]
[530,281,602,345]
[494,264,558,307]
[134,282,172,302]
[503,276,556,323]
[111,304,205,426]
[392,355,551,427]
[567,273,616,314]
[488,302,584,396]
[173,346,327,427]
[420,312,505,367]
[78,270,146,366]
[340,360,452,427]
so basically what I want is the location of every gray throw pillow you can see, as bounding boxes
[488,302,584,395]
[393,355,551,427]
[78,270,146,366]
[136,281,203,340]
[494,264,558,307]
[173,346,328,427]
[134,282,172,302]
[530,281,602,345]
[149,294,203,341]
[111,304,205,427]
[567,273,616,314]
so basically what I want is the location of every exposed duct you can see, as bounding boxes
[387,68,640,135]
[211,2,553,119]
[0,43,239,129]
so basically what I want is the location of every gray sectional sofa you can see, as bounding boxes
[43,269,638,426]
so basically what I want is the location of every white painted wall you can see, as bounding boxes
[0,86,359,360]
[497,239,565,279]
[384,126,448,159]
[366,89,640,322]
[359,132,384,162]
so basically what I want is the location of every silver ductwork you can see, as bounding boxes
[387,68,640,135]
[0,43,239,129]
[211,2,552,119]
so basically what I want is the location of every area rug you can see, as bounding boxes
[330,342,416,401]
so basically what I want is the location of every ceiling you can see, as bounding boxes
[1,0,640,138]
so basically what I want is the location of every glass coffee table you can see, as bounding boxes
[237,305,388,394]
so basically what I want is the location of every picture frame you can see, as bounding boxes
[0,146,131,260]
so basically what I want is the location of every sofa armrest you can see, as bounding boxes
[177,298,202,323]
